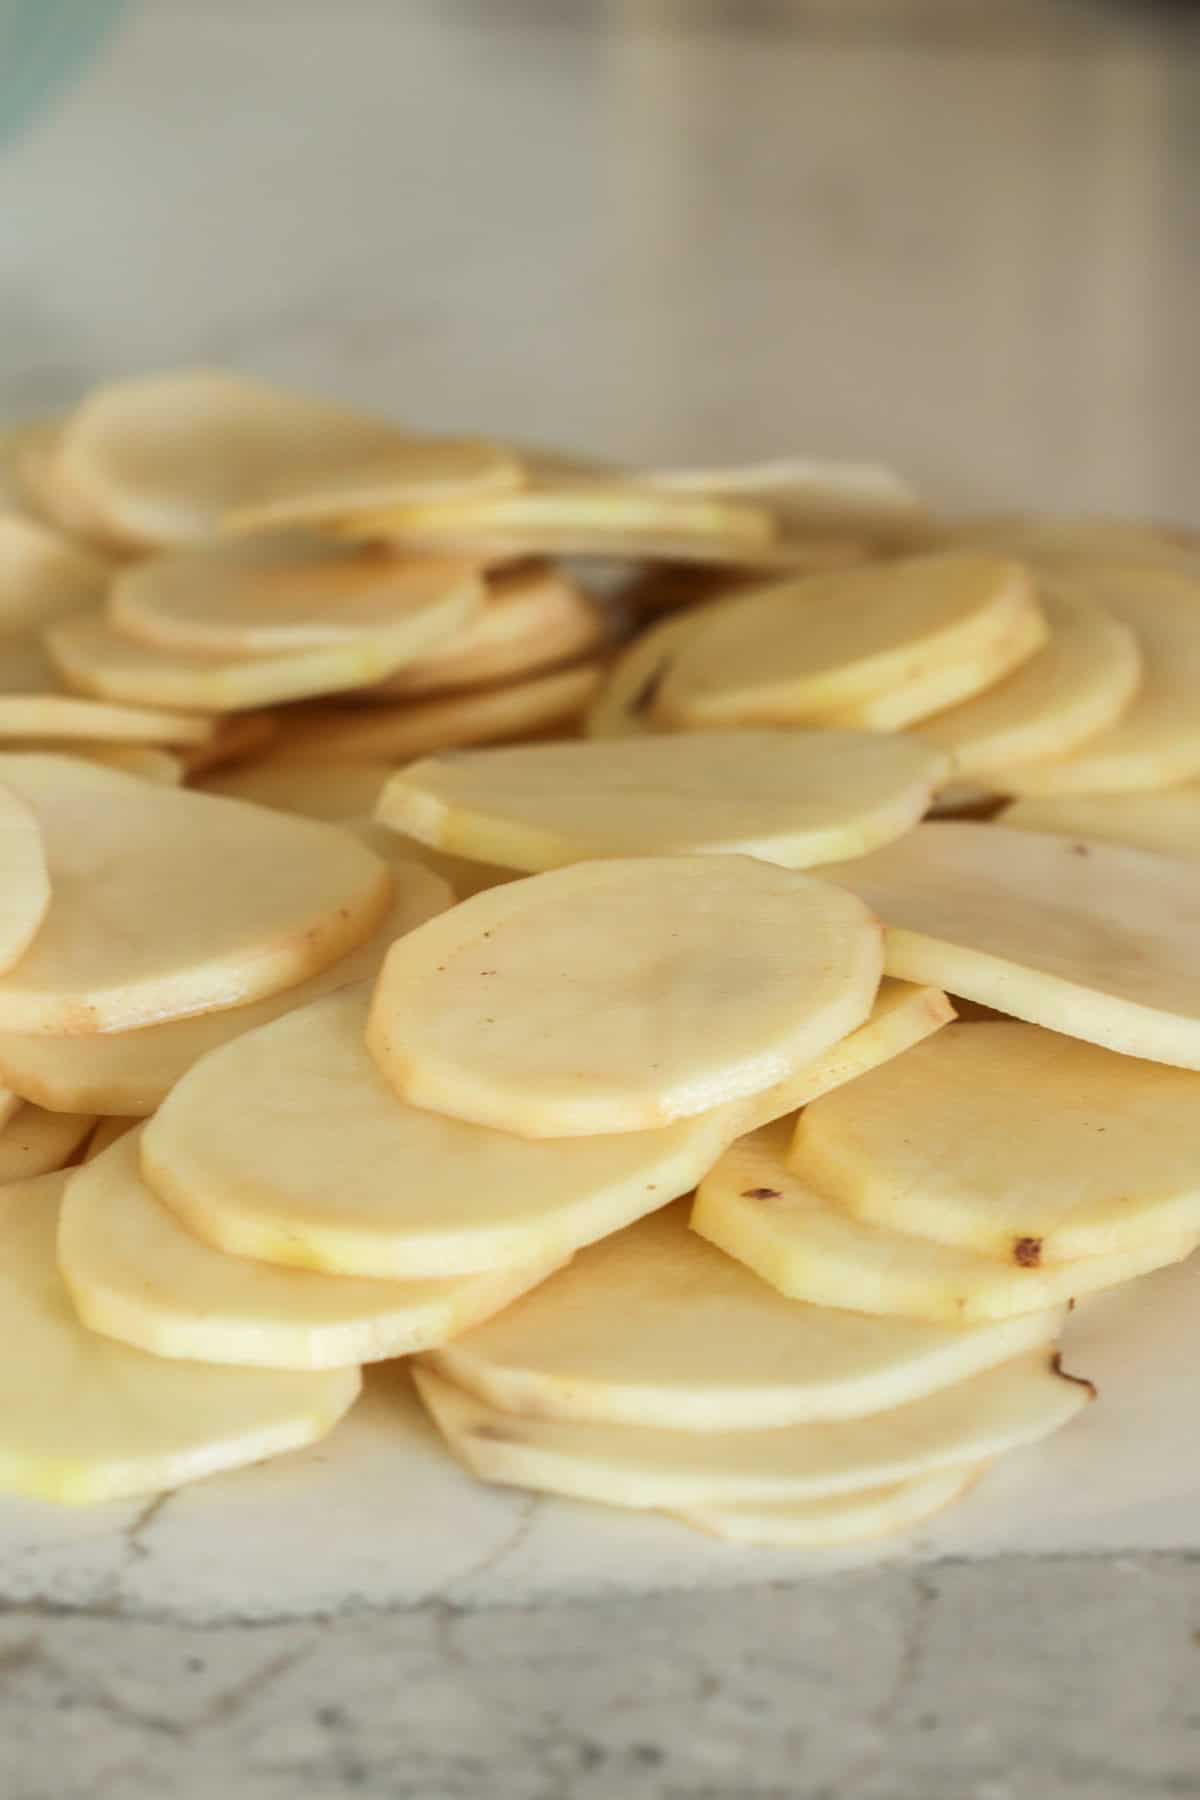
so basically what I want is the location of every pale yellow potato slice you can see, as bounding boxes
[0,693,213,746]
[377,730,945,873]
[0,1105,96,1181]
[0,513,107,630]
[17,430,143,555]
[0,755,391,1034]
[0,1086,22,1134]
[1001,790,1200,860]
[819,821,1200,1068]
[177,711,280,775]
[360,819,518,901]
[0,867,449,1114]
[948,514,1198,571]
[584,603,720,737]
[693,1120,1196,1322]
[797,1020,1200,1261]
[368,856,882,1137]
[50,744,183,784]
[59,1130,563,1371]
[413,1350,1089,1509]
[675,1463,979,1546]
[82,1117,135,1160]
[643,458,928,546]
[203,758,393,822]
[0,1172,359,1504]
[653,554,1045,730]
[0,780,51,973]
[429,1199,1062,1430]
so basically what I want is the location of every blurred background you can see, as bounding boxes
[0,0,1196,522]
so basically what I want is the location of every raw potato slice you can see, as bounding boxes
[18,431,146,555]
[59,1130,563,1371]
[203,759,393,822]
[0,694,213,746]
[109,536,483,657]
[585,607,711,737]
[367,856,882,1137]
[363,820,518,902]
[692,1120,1196,1322]
[797,1021,1200,1261]
[0,1105,96,1181]
[0,867,450,1115]
[643,458,927,546]
[0,513,107,629]
[0,755,392,1034]
[428,1200,1062,1429]
[911,587,1141,778]
[0,1172,360,1505]
[412,1351,1090,1508]
[177,711,280,775]
[675,1464,980,1547]
[653,554,1045,730]
[275,664,604,763]
[1001,790,1200,861]
[0,781,51,973]
[0,1086,21,1134]
[47,745,184,784]
[82,1117,135,1160]
[377,730,946,872]
[818,822,1200,1069]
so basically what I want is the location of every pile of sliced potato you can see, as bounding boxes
[1,367,1198,1558]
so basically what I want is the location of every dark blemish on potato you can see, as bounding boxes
[630,659,669,717]
[1051,1351,1098,1400]
[1071,842,1090,858]
[471,1423,519,1444]
[741,1187,781,1200]
[1013,1236,1043,1268]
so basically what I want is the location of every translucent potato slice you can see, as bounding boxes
[59,1130,563,1371]
[0,1105,97,1181]
[428,1200,1062,1430]
[1001,790,1200,861]
[796,1020,1200,1261]
[0,1172,360,1504]
[0,755,391,1034]
[0,694,214,746]
[367,856,882,1137]
[412,1351,1089,1509]
[377,730,946,873]
[642,458,927,545]
[203,758,393,823]
[692,1121,1196,1321]
[818,822,1200,1069]
[653,554,1045,730]
[0,866,450,1115]
[0,513,107,629]
[584,603,720,738]
[0,781,51,973]
[674,1463,979,1546]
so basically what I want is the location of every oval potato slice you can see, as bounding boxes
[584,604,718,738]
[674,1463,979,1546]
[0,512,107,630]
[1001,790,1200,861]
[643,457,927,547]
[0,781,51,973]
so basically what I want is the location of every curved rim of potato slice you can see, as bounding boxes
[177,710,280,775]
[16,431,145,556]
[641,457,927,545]
[44,743,184,784]
[0,1104,97,1183]
[367,856,882,1137]
[0,755,392,1035]
[0,693,215,746]
[583,602,728,738]
[412,1350,1090,1508]
[0,511,109,629]
[673,1462,980,1547]
[1000,789,1200,861]
[819,821,1200,1069]
[58,1129,565,1371]
[376,730,946,873]
[202,757,394,822]
[0,780,51,974]
[692,1119,1197,1322]
[0,1172,360,1505]
[427,1200,1063,1430]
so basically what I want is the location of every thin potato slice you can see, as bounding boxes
[367,857,882,1137]
[47,745,184,784]
[17,431,144,555]
[584,604,721,738]
[1001,790,1200,860]
[0,694,213,746]
[0,781,51,973]
[0,755,391,1034]
[361,819,518,901]
[0,513,107,629]
[0,1105,97,1182]
[692,1121,1196,1322]
[819,822,1200,1069]
[675,1463,979,1546]
[377,730,946,872]
[412,1351,1089,1508]
[0,1172,359,1505]
[643,458,927,546]
[177,711,280,775]
[428,1200,1062,1430]
[59,1130,563,1371]
[203,758,393,822]
[82,1117,135,1160]
[797,1020,1200,1261]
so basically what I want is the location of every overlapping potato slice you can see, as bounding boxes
[674,1463,979,1546]
[429,1200,1061,1429]
[0,863,450,1114]
[82,1117,135,1160]
[377,730,945,872]
[0,755,391,1034]
[1001,790,1200,860]
[819,822,1200,1068]
[177,711,280,775]
[45,745,183,783]
[692,1120,1195,1321]
[913,587,1141,780]
[59,1130,563,1370]
[0,1105,97,1181]
[367,857,882,1136]
[0,1085,22,1134]
[796,1021,1200,1261]
[0,513,107,628]
[203,758,393,822]
[0,694,213,746]
[0,781,51,973]
[642,458,927,546]
[653,554,1045,730]
[360,818,518,902]
[584,603,720,737]
[0,1172,360,1504]
[412,1351,1089,1508]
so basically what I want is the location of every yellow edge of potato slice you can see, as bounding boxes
[0,692,215,746]
[0,1105,97,1182]
[0,781,51,974]
[673,1462,981,1547]
[999,790,1200,862]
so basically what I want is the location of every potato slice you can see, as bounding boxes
[0,755,391,1034]
[0,694,213,746]
[0,513,107,629]
[377,730,945,872]
[912,586,1141,779]
[82,1117,135,1160]
[0,1172,359,1504]
[363,819,518,902]
[0,1105,97,1181]
[59,1129,562,1371]
[45,744,184,784]
[693,1121,1196,1322]
[675,1463,979,1546]
[642,458,927,547]
[429,1200,1062,1429]
[0,865,449,1114]
[1001,790,1200,860]
[203,758,393,822]
[368,857,882,1136]
[819,822,1200,1068]
[0,780,51,973]
[412,1350,1089,1508]
[653,554,1045,730]
[797,1020,1200,1261]
[584,604,721,737]
[177,711,280,775]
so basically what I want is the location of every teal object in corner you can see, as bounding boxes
[0,0,124,146]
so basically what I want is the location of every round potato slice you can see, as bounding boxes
[0,780,51,973]
[584,604,721,738]
[1001,790,1200,861]
[692,1121,1196,1322]
[0,862,450,1115]
[429,1200,1062,1430]
[818,822,1200,1069]
[675,1463,979,1547]
[377,730,945,873]
[797,1021,1200,1262]
[0,1105,97,1181]
[59,1130,563,1371]
[0,694,213,746]
[912,586,1141,779]
[643,458,927,546]
[0,1172,359,1505]
[0,513,107,630]
[203,758,393,822]
[653,554,1045,730]
[0,755,392,1034]
[412,1350,1089,1509]
[367,856,882,1137]
[82,1117,135,1160]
